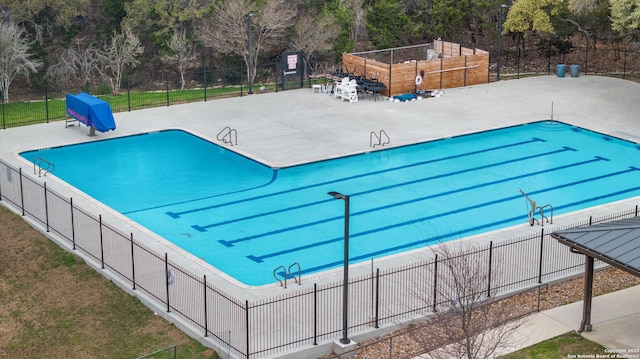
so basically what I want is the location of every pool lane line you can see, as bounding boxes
[245,170,640,263]
[272,182,640,276]
[123,169,279,216]
[213,153,601,241]
[167,137,548,218]
[199,146,582,235]
[272,215,526,275]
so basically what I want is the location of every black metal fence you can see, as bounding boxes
[498,39,640,82]
[0,61,310,129]
[1,157,637,358]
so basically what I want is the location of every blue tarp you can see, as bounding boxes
[66,92,116,132]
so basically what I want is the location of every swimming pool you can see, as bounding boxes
[20,121,640,285]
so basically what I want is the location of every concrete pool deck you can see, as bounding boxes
[2,76,640,286]
[2,75,640,356]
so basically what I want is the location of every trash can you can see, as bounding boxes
[570,64,580,77]
[556,64,566,78]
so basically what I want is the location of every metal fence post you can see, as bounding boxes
[245,300,250,359]
[537,228,545,283]
[165,72,170,107]
[99,214,105,269]
[70,198,76,250]
[487,241,493,297]
[203,68,208,102]
[275,63,278,93]
[432,254,438,312]
[44,182,49,232]
[313,283,317,345]
[165,253,170,312]
[127,78,131,112]
[45,87,50,123]
[1,94,5,129]
[19,168,24,216]
[374,268,380,328]
[131,233,136,290]
[203,275,208,337]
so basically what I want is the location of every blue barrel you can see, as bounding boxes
[556,64,566,78]
[570,64,580,77]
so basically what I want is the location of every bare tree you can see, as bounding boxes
[291,12,339,78]
[198,0,296,84]
[347,0,367,50]
[0,21,42,102]
[46,44,101,90]
[96,28,144,94]
[162,29,198,91]
[412,243,525,359]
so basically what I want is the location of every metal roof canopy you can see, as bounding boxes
[551,216,640,332]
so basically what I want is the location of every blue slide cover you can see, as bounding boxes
[66,92,116,132]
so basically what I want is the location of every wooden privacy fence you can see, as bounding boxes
[342,40,489,97]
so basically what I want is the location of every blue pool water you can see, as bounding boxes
[20,121,640,285]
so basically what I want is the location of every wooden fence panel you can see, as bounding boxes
[390,62,419,95]
[441,57,467,88]
[342,53,366,76]
[461,47,475,56]
[441,42,461,58]
[465,52,490,86]
[419,60,443,90]
[343,39,488,96]
[363,59,391,82]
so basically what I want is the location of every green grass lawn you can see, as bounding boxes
[501,332,606,359]
[0,205,221,359]
[1,86,249,128]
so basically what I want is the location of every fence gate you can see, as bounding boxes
[277,51,305,91]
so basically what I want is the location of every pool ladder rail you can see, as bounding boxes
[32,157,55,177]
[273,262,301,288]
[519,188,554,226]
[217,126,238,146]
[370,130,390,148]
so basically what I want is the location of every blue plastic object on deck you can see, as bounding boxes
[66,92,116,132]
[570,64,580,78]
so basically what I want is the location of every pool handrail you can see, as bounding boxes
[519,188,553,226]
[32,157,55,177]
[273,265,287,288]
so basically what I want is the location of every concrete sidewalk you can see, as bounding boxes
[496,284,640,356]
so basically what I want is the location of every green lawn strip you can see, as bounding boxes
[1,87,244,128]
[0,205,220,359]
[500,331,606,359]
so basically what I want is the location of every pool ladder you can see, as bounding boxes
[32,157,55,177]
[273,262,301,288]
[217,126,238,146]
[370,130,390,148]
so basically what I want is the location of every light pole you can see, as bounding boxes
[328,191,351,345]
[497,4,508,81]
[247,13,255,95]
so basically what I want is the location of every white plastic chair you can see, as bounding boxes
[341,79,358,103]
[334,77,349,99]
